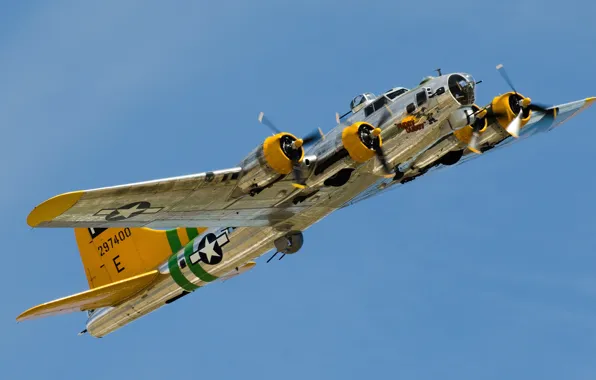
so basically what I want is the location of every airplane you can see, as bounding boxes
[18,65,595,338]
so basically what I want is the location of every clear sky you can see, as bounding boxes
[2,1,596,379]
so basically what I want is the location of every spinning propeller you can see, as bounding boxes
[466,64,558,153]
[258,112,324,188]
[496,63,557,138]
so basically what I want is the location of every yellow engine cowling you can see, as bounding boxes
[491,92,531,130]
[341,122,380,163]
[262,133,303,175]
[453,104,488,144]
[236,133,304,194]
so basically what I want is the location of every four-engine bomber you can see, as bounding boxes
[19,65,595,337]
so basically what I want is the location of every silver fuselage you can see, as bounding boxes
[86,73,478,337]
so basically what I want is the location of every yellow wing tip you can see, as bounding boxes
[585,97,596,106]
[27,191,85,227]
[16,307,41,322]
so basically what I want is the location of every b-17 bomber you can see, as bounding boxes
[19,65,595,337]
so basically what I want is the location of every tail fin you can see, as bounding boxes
[75,227,206,288]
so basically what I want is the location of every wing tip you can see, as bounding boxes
[16,311,31,322]
[16,304,46,322]
[27,191,85,227]
[585,97,595,106]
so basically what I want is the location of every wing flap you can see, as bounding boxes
[16,270,160,321]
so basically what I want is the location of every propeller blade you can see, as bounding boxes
[291,160,306,189]
[376,105,394,128]
[372,140,392,175]
[468,131,482,154]
[496,64,518,95]
[506,110,523,138]
[301,128,324,145]
[258,112,282,134]
[528,102,556,117]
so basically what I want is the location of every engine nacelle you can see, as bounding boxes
[491,92,531,130]
[341,122,381,163]
[237,133,304,195]
[452,104,488,144]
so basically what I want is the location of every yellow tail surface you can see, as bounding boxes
[75,227,207,288]
[17,270,160,321]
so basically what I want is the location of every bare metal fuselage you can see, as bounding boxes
[86,73,477,337]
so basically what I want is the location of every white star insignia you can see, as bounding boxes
[199,237,221,263]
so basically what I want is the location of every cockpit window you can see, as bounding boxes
[350,95,366,109]
[448,74,475,105]
[350,93,377,113]
[416,91,427,106]
[385,88,408,100]
[365,96,389,117]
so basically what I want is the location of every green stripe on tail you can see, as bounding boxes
[186,228,200,241]
[166,229,183,253]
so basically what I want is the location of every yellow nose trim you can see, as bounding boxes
[372,128,382,137]
[293,139,303,148]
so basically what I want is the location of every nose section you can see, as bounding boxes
[448,73,476,105]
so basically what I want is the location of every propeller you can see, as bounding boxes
[258,111,281,134]
[468,129,482,154]
[336,108,393,175]
[372,106,394,175]
[465,64,557,152]
[258,112,324,189]
[506,110,523,138]
[496,64,558,137]
[467,107,495,154]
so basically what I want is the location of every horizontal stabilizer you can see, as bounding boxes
[17,270,160,322]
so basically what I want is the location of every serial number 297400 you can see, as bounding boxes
[97,228,132,256]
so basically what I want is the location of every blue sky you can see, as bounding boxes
[2,0,596,378]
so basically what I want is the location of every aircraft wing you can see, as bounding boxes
[28,167,311,228]
[17,270,160,321]
[343,97,595,207]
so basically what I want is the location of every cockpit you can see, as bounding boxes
[349,87,410,115]
[448,73,475,105]
[350,93,376,113]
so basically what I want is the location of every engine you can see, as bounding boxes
[236,133,304,195]
[341,122,382,162]
[490,92,532,130]
[452,104,488,144]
